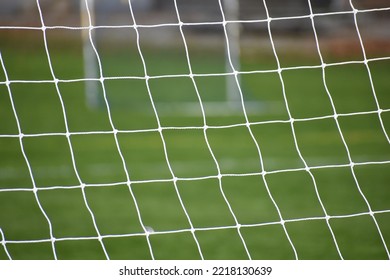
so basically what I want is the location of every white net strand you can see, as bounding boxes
[309,0,390,259]
[127,0,206,259]
[37,0,110,259]
[0,227,12,260]
[347,0,390,259]
[84,0,159,259]
[306,0,346,260]
[0,50,58,260]
[261,0,303,260]
[172,0,218,260]
[348,1,390,145]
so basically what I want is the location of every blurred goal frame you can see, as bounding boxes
[80,0,267,115]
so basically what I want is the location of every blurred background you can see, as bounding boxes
[0,0,389,260]
[1,0,389,54]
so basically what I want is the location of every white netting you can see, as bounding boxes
[0,0,389,260]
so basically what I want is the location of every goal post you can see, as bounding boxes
[80,0,100,109]
[80,0,246,113]
[223,0,242,107]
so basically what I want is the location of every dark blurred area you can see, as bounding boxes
[1,0,389,23]
[0,0,389,57]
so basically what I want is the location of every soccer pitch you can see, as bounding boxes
[0,31,390,260]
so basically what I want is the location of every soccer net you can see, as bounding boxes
[0,0,389,260]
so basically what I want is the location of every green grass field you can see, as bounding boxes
[0,31,390,260]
